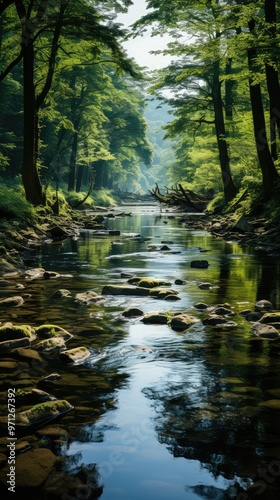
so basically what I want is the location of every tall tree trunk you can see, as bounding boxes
[247,18,279,195]
[21,41,46,205]
[212,61,238,202]
[264,0,280,160]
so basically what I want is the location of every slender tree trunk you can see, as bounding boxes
[212,61,238,202]
[247,18,279,195]
[225,58,234,120]
[68,129,79,191]
[76,164,85,192]
[264,0,280,160]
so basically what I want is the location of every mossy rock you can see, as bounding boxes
[149,288,178,299]
[15,400,73,428]
[35,324,72,340]
[259,312,280,324]
[259,399,280,410]
[171,314,200,331]
[0,323,35,341]
[137,278,172,288]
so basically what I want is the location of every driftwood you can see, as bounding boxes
[149,183,205,212]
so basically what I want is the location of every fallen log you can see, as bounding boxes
[148,183,205,212]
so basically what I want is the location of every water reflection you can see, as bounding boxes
[39,208,280,499]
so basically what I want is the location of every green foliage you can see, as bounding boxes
[65,191,94,207]
[0,180,35,222]
[91,189,116,207]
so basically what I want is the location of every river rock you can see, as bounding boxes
[128,276,171,288]
[0,448,60,488]
[59,346,90,363]
[198,283,212,289]
[43,270,60,279]
[190,260,209,269]
[245,311,263,322]
[102,285,150,296]
[53,289,72,298]
[16,388,56,405]
[0,323,35,341]
[150,288,179,299]
[122,307,144,317]
[75,291,104,304]
[255,299,273,310]
[239,309,252,317]
[213,306,235,316]
[15,399,73,428]
[170,314,200,331]
[23,268,45,280]
[35,324,73,340]
[0,337,31,353]
[174,279,185,285]
[202,314,228,326]
[0,295,24,307]
[258,312,280,324]
[142,313,168,324]
[252,323,280,339]
[164,294,181,301]
[194,302,208,309]
[34,337,67,356]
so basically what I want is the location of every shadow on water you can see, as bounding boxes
[2,206,280,499]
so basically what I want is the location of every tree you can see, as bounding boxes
[135,0,239,202]
[0,0,141,205]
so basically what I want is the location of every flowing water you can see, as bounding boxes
[5,205,280,499]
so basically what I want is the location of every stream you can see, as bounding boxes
[3,204,280,499]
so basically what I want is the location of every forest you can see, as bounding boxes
[0,0,280,221]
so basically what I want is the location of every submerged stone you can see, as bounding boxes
[0,295,24,307]
[190,260,209,269]
[102,285,150,296]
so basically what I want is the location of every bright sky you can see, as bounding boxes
[117,0,173,70]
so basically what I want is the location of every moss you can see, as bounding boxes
[136,277,172,288]
[0,324,34,341]
[35,324,72,339]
